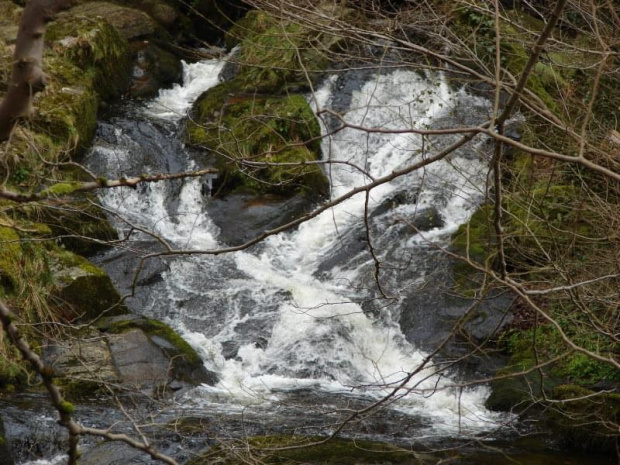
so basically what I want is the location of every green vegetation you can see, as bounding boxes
[449,3,619,452]
[185,6,359,196]
[225,9,345,92]
[0,5,135,388]
[188,82,327,196]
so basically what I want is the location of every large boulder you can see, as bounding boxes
[43,314,216,397]
[65,2,157,40]
[187,81,328,198]
[185,6,360,199]
[52,251,129,322]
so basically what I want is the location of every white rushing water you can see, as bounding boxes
[93,59,505,435]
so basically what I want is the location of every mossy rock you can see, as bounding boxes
[63,2,156,40]
[53,250,128,321]
[451,7,581,116]
[226,8,348,93]
[37,195,118,256]
[46,13,131,102]
[0,341,28,392]
[129,42,182,99]
[35,54,99,150]
[486,323,619,417]
[190,435,424,464]
[188,82,328,197]
[96,314,217,385]
[546,385,620,453]
[452,204,495,264]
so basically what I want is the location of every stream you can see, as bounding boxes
[6,57,614,464]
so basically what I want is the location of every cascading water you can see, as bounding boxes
[86,56,509,438]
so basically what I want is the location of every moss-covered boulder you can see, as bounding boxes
[187,81,328,197]
[225,7,349,93]
[546,385,620,453]
[44,314,216,397]
[53,251,128,322]
[46,12,132,103]
[185,6,357,197]
[97,315,217,386]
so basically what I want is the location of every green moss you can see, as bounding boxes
[41,182,82,197]
[35,195,118,256]
[451,7,575,115]
[452,205,494,263]
[225,8,351,93]
[52,249,128,321]
[486,322,619,415]
[188,87,327,197]
[46,16,131,101]
[59,400,75,414]
[0,350,28,389]
[36,55,99,150]
[62,379,105,401]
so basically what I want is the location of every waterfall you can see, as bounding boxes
[88,58,508,436]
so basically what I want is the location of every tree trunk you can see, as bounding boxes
[0,0,75,142]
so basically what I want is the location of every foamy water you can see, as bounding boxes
[92,58,505,436]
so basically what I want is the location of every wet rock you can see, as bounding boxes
[398,252,513,373]
[0,400,66,464]
[79,441,152,465]
[206,193,318,246]
[0,415,14,465]
[129,41,183,99]
[43,328,119,382]
[92,240,170,312]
